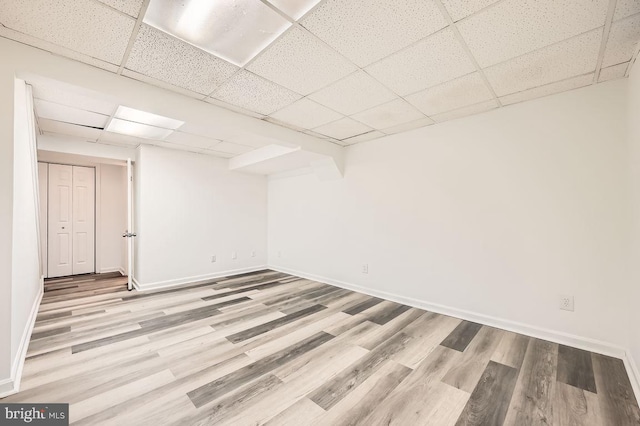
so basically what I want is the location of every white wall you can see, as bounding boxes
[269,80,631,351]
[7,79,42,394]
[0,62,15,391]
[38,134,136,161]
[628,63,640,380]
[98,164,127,274]
[134,145,267,288]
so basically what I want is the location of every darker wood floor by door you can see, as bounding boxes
[4,270,640,425]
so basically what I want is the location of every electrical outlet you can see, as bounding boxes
[278,251,282,258]
[232,251,237,260]
[211,255,216,263]
[559,295,574,311]
[362,264,368,274]
[251,251,256,257]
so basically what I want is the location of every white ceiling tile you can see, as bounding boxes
[121,69,206,100]
[99,132,148,147]
[484,29,602,96]
[598,63,629,82]
[214,141,254,155]
[199,148,235,158]
[499,73,594,105]
[381,117,435,135]
[225,134,287,148]
[0,25,120,72]
[405,72,493,116]
[211,71,301,115]
[126,25,239,95]
[308,71,397,115]
[441,0,500,21]
[301,0,447,67]
[457,0,609,67]
[365,28,476,96]
[270,98,343,129]
[0,0,135,64]
[32,84,117,116]
[431,100,499,123]
[351,99,426,130]
[38,118,103,141]
[151,141,203,154]
[303,129,332,139]
[613,0,640,21]
[246,27,358,95]
[97,0,144,17]
[266,0,322,20]
[178,123,242,141]
[341,130,386,145]
[602,14,640,67]
[204,96,266,119]
[35,99,110,128]
[313,117,373,140]
[264,117,305,132]
[164,131,220,149]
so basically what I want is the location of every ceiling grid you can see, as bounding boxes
[1,0,638,153]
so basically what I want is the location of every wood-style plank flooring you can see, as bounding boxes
[4,270,640,425]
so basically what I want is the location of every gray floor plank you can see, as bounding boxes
[557,344,597,393]
[592,353,640,425]
[440,321,483,352]
[188,331,334,408]
[455,360,519,426]
[308,332,413,410]
[225,304,327,344]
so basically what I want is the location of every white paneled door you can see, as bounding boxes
[47,164,95,278]
[72,166,95,275]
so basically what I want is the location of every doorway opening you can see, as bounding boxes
[37,154,132,292]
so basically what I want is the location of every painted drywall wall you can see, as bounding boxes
[0,53,15,390]
[10,79,42,390]
[134,145,267,287]
[269,80,631,350]
[628,63,640,379]
[99,164,127,274]
[38,134,136,161]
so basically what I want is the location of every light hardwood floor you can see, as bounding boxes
[3,270,640,425]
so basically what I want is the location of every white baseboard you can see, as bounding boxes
[98,267,125,275]
[269,265,630,358]
[0,278,44,399]
[624,350,640,407]
[133,265,269,292]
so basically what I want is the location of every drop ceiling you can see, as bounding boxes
[30,77,272,158]
[1,0,639,148]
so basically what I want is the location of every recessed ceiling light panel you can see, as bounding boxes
[266,0,322,20]
[144,0,292,66]
[106,118,174,140]
[114,105,184,130]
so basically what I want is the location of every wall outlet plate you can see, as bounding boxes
[559,295,574,311]
[232,252,237,260]
[211,255,216,263]
[362,264,369,274]
[251,251,256,257]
